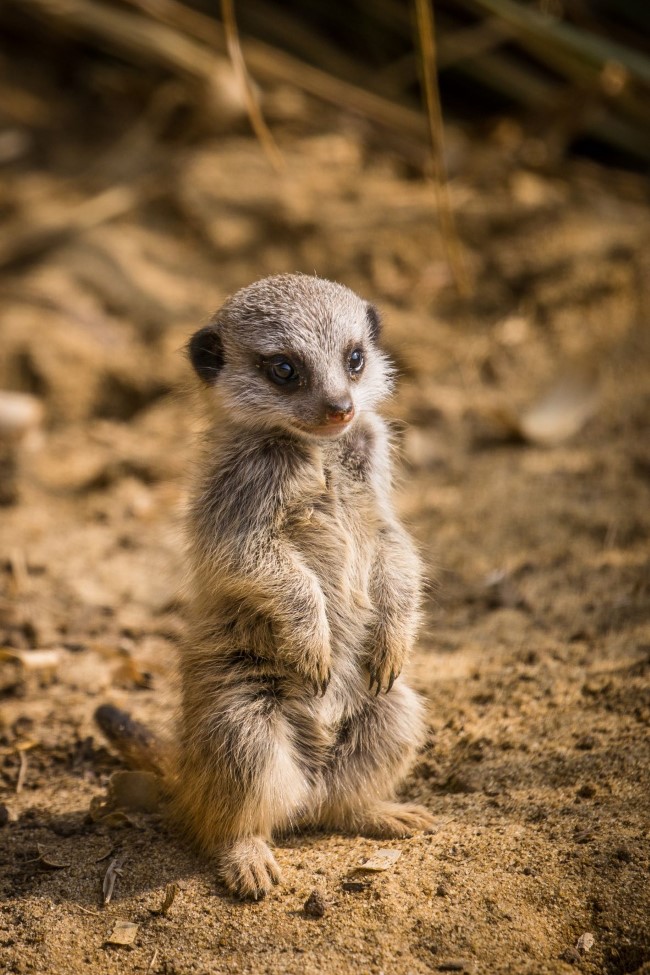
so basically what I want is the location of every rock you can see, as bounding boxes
[576,783,596,799]
[303,890,326,918]
[576,933,595,954]
[575,735,597,751]
[0,391,43,443]
[560,947,581,965]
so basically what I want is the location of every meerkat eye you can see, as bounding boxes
[266,356,299,386]
[348,348,365,375]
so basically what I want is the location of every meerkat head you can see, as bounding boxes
[188,274,392,440]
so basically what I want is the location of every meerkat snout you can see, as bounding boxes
[324,399,354,424]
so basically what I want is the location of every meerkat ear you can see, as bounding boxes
[188,325,225,384]
[366,304,382,342]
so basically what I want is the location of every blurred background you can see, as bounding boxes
[1,4,649,973]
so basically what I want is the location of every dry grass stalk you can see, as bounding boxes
[414,0,471,298]
[220,0,283,172]
[461,0,650,86]
[115,0,429,141]
[19,0,222,83]
[16,749,28,794]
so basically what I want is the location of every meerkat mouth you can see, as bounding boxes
[298,419,355,439]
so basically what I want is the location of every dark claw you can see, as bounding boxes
[375,677,382,697]
[387,670,396,693]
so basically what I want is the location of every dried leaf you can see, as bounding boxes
[106,920,139,946]
[103,855,127,905]
[38,838,113,869]
[37,843,72,869]
[356,848,401,872]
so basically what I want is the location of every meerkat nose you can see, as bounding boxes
[324,400,355,424]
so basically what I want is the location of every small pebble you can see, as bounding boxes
[303,890,326,918]
[342,881,368,893]
[576,932,595,954]
[436,960,476,973]
[0,391,43,442]
[576,784,596,799]
[436,884,448,897]
[560,947,581,965]
[575,735,596,751]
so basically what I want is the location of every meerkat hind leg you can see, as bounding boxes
[347,799,435,838]
[176,685,313,900]
[319,682,436,838]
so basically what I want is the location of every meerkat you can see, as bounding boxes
[170,272,434,899]
[96,273,434,899]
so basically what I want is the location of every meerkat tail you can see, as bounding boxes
[94,704,167,777]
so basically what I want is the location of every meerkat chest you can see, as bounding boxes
[284,429,384,596]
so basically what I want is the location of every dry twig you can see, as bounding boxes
[16,749,28,794]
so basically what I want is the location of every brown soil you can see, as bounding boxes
[1,64,649,975]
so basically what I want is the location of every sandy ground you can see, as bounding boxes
[1,64,649,975]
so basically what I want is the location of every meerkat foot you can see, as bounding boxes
[354,801,436,839]
[219,837,281,900]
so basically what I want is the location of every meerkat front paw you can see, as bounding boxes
[295,643,332,697]
[366,637,407,695]
[219,837,282,900]
[279,608,331,696]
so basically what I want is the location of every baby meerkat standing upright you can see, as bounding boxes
[179,273,433,899]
